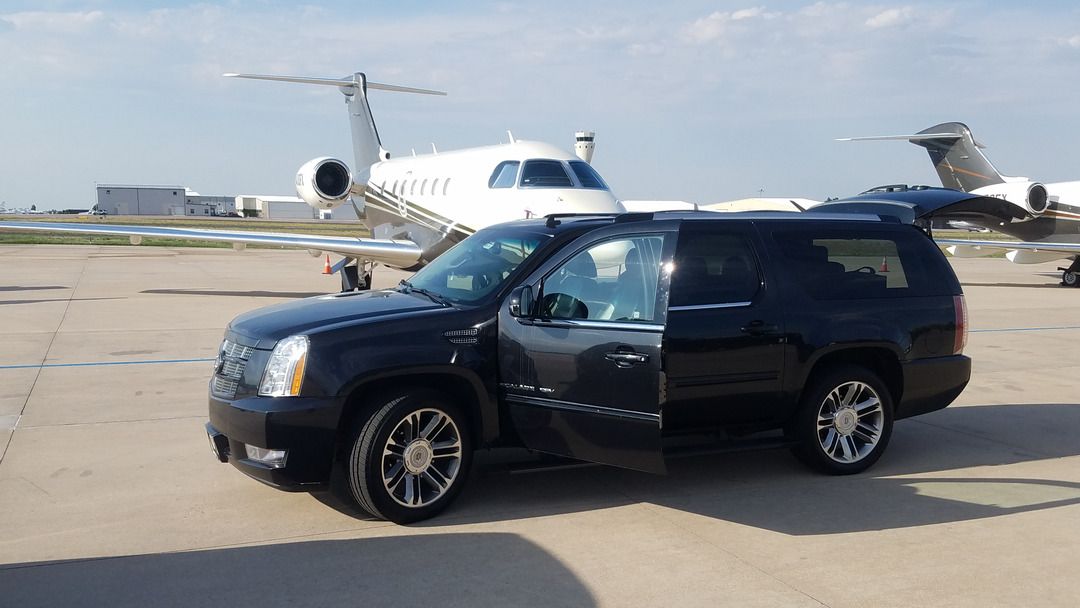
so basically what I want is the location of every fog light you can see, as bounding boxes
[245,445,288,468]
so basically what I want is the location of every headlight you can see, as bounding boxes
[258,335,309,397]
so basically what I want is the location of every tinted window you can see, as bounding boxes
[542,235,665,322]
[771,227,950,299]
[569,161,609,190]
[407,230,548,304]
[488,161,519,188]
[520,160,573,188]
[670,231,760,306]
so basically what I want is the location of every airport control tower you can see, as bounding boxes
[574,131,595,163]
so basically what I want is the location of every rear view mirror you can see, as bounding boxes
[508,285,534,318]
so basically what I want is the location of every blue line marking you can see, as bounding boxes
[0,358,215,370]
[970,326,1080,333]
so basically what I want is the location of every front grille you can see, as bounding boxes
[212,339,254,399]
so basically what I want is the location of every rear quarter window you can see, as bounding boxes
[768,225,957,299]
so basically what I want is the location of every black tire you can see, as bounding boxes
[347,390,472,524]
[791,365,894,475]
[1063,270,1079,288]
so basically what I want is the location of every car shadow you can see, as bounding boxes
[142,288,326,299]
[0,533,597,608]
[369,402,1080,534]
[0,297,121,306]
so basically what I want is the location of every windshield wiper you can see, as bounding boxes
[398,280,452,307]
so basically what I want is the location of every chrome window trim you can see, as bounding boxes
[668,301,752,311]
[535,318,665,333]
[505,394,660,423]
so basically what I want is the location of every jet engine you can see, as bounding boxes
[988,181,1049,216]
[295,157,353,209]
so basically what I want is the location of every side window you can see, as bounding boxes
[520,160,573,188]
[670,231,761,307]
[541,235,665,322]
[488,161,520,188]
[772,229,928,299]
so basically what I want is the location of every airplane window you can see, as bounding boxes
[488,161,520,188]
[421,179,428,196]
[443,178,451,195]
[410,180,416,196]
[569,161,609,190]
[392,180,398,195]
[432,178,440,195]
[520,160,573,188]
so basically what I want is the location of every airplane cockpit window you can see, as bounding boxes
[569,161,609,190]
[520,160,573,188]
[488,161,520,188]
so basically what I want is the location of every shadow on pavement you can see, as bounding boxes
[142,288,326,299]
[387,402,1080,534]
[961,282,1063,289]
[0,285,69,292]
[0,297,121,306]
[0,533,596,608]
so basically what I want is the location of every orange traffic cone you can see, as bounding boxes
[322,255,333,275]
[879,256,889,273]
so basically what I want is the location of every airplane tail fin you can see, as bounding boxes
[224,72,445,181]
[838,122,1006,192]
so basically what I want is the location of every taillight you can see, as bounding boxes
[953,295,968,354]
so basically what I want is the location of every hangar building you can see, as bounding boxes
[96,185,237,216]
[235,195,316,220]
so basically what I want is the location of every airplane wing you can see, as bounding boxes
[936,238,1080,263]
[0,221,422,267]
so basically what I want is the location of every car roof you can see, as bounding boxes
[505,210,891,233]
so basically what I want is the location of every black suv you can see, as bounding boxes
[206,211,970,523]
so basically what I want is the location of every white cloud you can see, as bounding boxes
[0,10,104,33]
[683,6,780,44]
[1064,35,1080,48]
[865,7,915,29]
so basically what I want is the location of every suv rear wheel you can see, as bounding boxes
[792,365,894,474]
[347,390,472,523]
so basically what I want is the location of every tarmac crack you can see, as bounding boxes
[0,252,88,467]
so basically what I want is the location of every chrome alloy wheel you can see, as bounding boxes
[381,408,463,508]
[816,381,885,464]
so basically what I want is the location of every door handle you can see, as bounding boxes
[604,351,650,368]
[740,320,780,335]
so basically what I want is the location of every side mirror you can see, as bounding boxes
[508,285,534,318]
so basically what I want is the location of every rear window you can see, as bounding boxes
[770,227,955,299]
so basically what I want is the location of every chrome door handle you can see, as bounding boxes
[604,351,649,367]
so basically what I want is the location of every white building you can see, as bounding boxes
[235,195,316,220]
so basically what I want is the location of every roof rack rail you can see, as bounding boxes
[544,212,616,228]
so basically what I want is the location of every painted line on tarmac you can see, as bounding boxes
[971,325,1080,333]
[0,358,215,370]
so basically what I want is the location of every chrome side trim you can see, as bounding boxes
[668,302,752,312]
[535,319,665,332]
[505,394,661,423]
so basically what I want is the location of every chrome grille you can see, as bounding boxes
[212,339,254,399]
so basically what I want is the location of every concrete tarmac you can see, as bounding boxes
[1,245,1079,607]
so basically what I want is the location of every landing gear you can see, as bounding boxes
[1059,258,1080,288]
[339,260,374,292]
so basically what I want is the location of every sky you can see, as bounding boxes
[1,1,1079,209]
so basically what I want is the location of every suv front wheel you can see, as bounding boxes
[347,390,472,523]
[792,365,894,475]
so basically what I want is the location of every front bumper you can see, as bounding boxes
[207,394,344,489]
[896,355,971,420]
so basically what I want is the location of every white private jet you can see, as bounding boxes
[0,71,624,290]
[839,122,1080,286]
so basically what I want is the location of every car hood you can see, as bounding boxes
[227,289,446,348]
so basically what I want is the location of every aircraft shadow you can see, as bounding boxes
[0,533,596,608]
[962,282,1063,289]
[335,402,1080,534]
[142,288,326,299]
[0,297,121,306]
[0,285,69,292]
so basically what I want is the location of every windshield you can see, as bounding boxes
[405,229,550,304]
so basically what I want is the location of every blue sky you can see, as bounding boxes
[1,1,1079,208]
